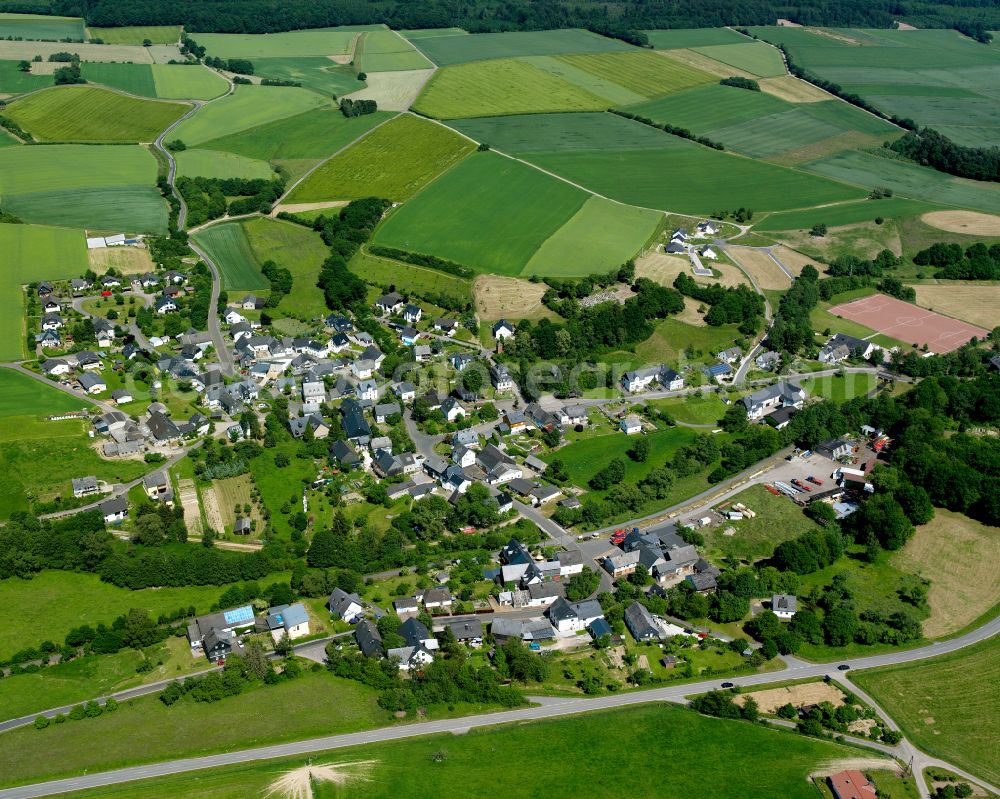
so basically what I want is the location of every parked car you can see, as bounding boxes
[837,664,851,671]
[721,682,734,688]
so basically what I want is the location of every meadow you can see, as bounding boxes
[54,703,875,799]
[174,149,274,181]
[191,223,267,291]
[412,27,633,66]
[0,224,87,360]
[75,63,225,100]
[349,250,473,305]
[635,316,743,365]
[251,56,359,96]
[0,59,52,93]
[4,86,188,142]
[194,27,370,59]
[911,283,1000,330]
[854,636,999,785]
[645,28,749,49]
[0,370,87,418]
[554,49,713,97]
[523,196,661,276]
[0,40,153,62]
[78,62,156,97]
[287,113,472,203]
[88,25,181,44]
[169,85,330,146]
[690,41,786,78]
[797,372,876,402]
[243,217,332,317]
[754,197,938,231]
[356,29,432,72]
[0,12,84,40]
[372,151,587,275]
[703,484,817,563]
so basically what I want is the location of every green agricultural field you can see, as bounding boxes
[169,85,330,145]
[703,484,817,563]
[79,62,157,97]
[0,128,17,146]
[645,28,749,49]
[191,223,267,291]
[691,42,786,78]
[150,64,229,99]
[401,28,467,40]
[373,152,587,275]
[287,113,472,203]
[636,317,743,366]
[0,144,164,231]
[0,571,230,661]
[413,58,608,119]
[0,224,86,360]
[349,250,473,304]
[754,198,938,232]
[0,672,386,789]
[56,703,877,799]
[524,196,661,277]
[629,84,789,132]
[243,217,331,317]
[174,149,274,180]
[648,393,729,426]
[415,28,632,67]
[196,27,373,59]
[557,50,713,98]
[797,372,876,402]
[252,56,359,96]
[0,59,53,93]
[88,25,181,44]
[854,637,999,785]
[0,370,87,418]
[357,29,432,72]
[0,12,84,40]
[4,86,187,142]
[802,150,1000,215]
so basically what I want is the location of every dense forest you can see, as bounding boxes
[4,0,1000,36]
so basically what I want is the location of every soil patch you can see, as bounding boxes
[344,69,434,111]
[734,681,845,714]
[176,478,203,537]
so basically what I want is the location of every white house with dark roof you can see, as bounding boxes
[772,594,798,619]
[546,597,604,633]
[742,381,807,421]
[327,588,363,622]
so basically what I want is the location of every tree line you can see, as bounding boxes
[914,240,1000,280]
[175,175,284,227]
[673,272,764,333]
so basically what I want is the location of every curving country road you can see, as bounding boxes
[1,614,996,799]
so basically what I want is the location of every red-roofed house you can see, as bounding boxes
[828,771,877,799]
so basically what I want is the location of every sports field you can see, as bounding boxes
[0,369,87,418]
[828,293,989,352]
[373,152,587,275]
[356,29,433,72]
[854,636,1000,785]
[252,56,359,96]
[169,85,330,145]
[192,223,267,291]
[5,85,187,142]
[243,217,332,316]
[524,196,661,276]
[0,12,84,40]
[287,114,472,202]
[174,149,274,181]
[0,144,164,231]
[195,27,370,59]
[88,25,180,44]
[413,28,633,66]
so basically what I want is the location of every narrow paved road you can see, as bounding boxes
[3,614,996,799]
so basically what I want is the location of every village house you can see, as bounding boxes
[99,495,128,524]
[742,381,807,421]
[818,333,879,364]
[78,373,107,395]
[355,620,383,659]
[546,597,604,634]
[490,362,515,392]
[772,594,798,620]
[624,601,661,641]
[265,603,310,643]
[375,292,405,316]
[620,415,643,435]
[327,588,364,622]
[72,476,100,498]
[492,319,515,340]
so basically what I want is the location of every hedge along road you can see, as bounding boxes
[1,614,997,799]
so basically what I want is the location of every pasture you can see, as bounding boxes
[174,149,274,181]
[892,509,1000,639]
[524,196,661,277]
[0,12,84,40]
[0,370,86,418]
[286,113,473,203]
[413,28,632,66]
[150,64,229,99]
[252,57,358,97]
[88,25,181,44]
[854,636,999,785]
[192,223,267,291]
[636,316,743,365]
[4,86,187,142]
[754,197,937,231]
[911,284,1000,333]
[169,84,330,145]
[372,151,587,275]
[0,224,87,360]
[351,250,473,306]
[194,27,369,59]
[243,217,332,317]
[356,29,432,72]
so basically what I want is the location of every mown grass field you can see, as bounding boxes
[151,64,229,99]
[754,197,939,231]
[174,149,274,181]
[648,393,729,425]
[691,41,785,77]
[287,113,472,203]
[523,196,661,276]
[414,27,632,66]
[636,316,743,365]
[0,12,84,40]
[0,59,56,93]
[243,216,332,317]
[797,372,876,402]
[373,151,587,275]
[0,144,164,232]
[191,223,267,291]
[56,703,875,799]
[252,56,359,96]
[0,224,87,360]
[704,484,817,563]
[555,49,713,98]
[357,29,432,72]
[195,27,370,59]
[78,62,157,97]
[854,636,999,785]
[88,25,181,44]
[350,250,473,304]
[170,85,330,145]
[0,370,87,417]
[645,28,749,49]
[5,86,187,142]
[0,672,387,789]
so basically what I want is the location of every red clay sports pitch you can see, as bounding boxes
[827,293,989,353]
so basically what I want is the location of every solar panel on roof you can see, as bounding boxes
[222,605,254,625]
